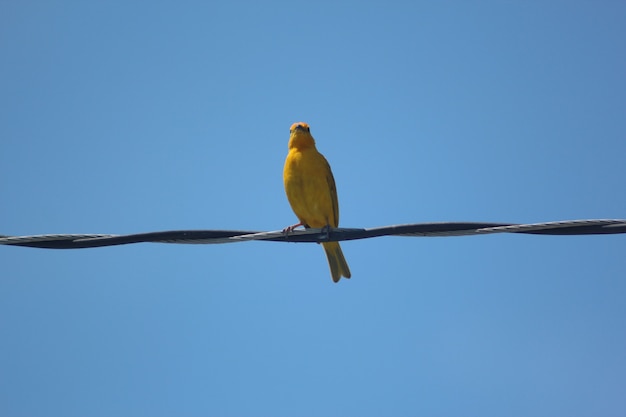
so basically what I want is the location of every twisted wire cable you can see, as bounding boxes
[1,219,624,249]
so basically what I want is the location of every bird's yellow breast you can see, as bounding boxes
[283,147,339,228]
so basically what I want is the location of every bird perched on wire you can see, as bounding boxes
[283,122,351,282]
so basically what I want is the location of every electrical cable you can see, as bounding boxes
[1,219,624,249]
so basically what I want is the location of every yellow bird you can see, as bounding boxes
[283,122,351,282]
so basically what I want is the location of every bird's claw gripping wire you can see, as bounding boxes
[282,222,304,235]
[281,223,332,242]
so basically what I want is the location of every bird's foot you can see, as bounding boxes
[282,222,304,235]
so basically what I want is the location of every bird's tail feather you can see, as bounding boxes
[322,241,351,283]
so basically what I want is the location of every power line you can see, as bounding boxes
[1,219,625,250]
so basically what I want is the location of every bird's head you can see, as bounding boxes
[290,122,310,134]
[288,122,315,149]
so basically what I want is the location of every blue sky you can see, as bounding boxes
[2,1,625,416]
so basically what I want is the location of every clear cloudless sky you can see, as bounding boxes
[1,1,625,416]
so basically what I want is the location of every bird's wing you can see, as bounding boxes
[324,158,339,227]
